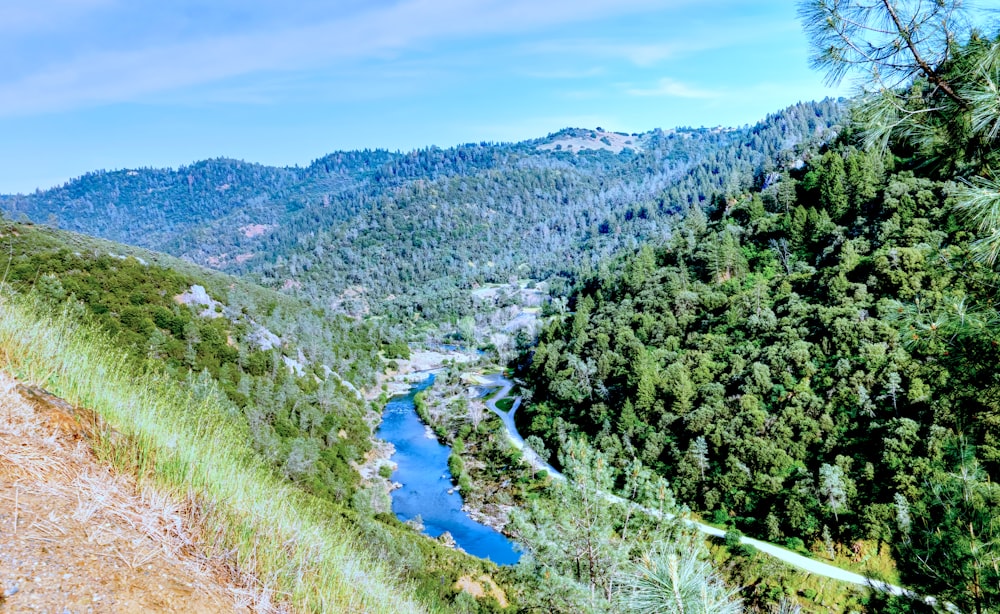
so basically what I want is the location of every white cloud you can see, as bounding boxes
[521,17,802,67]
[0,0,677,116]
[526,41,694,66]
[626,78,721,98]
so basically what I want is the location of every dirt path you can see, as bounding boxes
[0,372,252,613]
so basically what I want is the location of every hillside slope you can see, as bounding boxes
[519,128,1000,610]
[0,372,249,613]
[1,101,843,319]
[0,220,516,612]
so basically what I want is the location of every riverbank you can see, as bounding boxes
[364,345,535,539]
[356,347,481,507]
[366,349,478,399]
[407,368,542,538]
[374,374,521,565]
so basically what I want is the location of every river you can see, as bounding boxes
[376,375,521,566]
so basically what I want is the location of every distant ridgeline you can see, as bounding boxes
[0,100,844,320]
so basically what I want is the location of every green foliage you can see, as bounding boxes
[615,546,742,614]
[518,130,1000,610]
[2,103,843,322]
[0,220,387,520]
[384,338,412,360]
[0,226,520,612]
[796,5,1000,607]
[0,292,427,612]
[800,0,1000,267]
[448,450,465,479]
[495,397,514,412]
[894,442,1000,613]
[510,438,690,613]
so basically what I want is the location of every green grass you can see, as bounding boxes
[0,291,433,613]
[709,541,873,613]
[482,387,503,401]
[495,397,515,412]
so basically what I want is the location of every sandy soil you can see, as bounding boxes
[0,372,253,613]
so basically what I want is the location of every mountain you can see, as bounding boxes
[0,98,889,613]
[1,100,844,321]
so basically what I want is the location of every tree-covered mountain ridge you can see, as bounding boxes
[514,5,1000,612]
[1,101,844,320]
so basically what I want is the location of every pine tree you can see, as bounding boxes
[819,463,847,522]
[510,438,721,613]
[799,0,1000,259]
[614,542,742,614]
[689,436,709,482]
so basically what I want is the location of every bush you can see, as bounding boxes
[710,508,730,526]
[784,537,807,553]
[724,528,743,548]
[383,339,411,360]
[448,452,465,478]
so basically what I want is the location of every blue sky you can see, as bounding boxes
[0,0,852,194]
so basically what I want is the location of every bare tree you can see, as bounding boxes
[468,399,485,430]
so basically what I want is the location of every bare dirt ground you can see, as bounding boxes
[0,372,252,613]
[536,129,640,154]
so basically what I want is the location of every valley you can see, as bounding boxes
[2,3,1000,612]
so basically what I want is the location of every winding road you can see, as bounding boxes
[476,373,935,603]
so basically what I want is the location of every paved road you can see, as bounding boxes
[477,374,926,601]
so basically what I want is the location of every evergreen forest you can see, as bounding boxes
[2,1,1000,612]
[1,103,841,321]
[521,8,1000,612]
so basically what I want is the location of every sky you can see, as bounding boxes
[0,0,854,194]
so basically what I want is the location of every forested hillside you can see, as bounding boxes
[1,219,386,495]
[520,23,1000,611]
[1,102,842,320]
[0,219,510,610]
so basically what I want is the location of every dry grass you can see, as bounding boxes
[454,574,508,608]
[0,370,249,613]
[0,292,431,613]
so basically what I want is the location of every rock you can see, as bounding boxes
[282,355,305,377]
[437,531,456,548]
[405,516,425,532]
[246,326,281,351]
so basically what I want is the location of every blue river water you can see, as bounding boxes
[376,375,521,565]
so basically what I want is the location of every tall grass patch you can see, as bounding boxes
[0,291,430,613]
